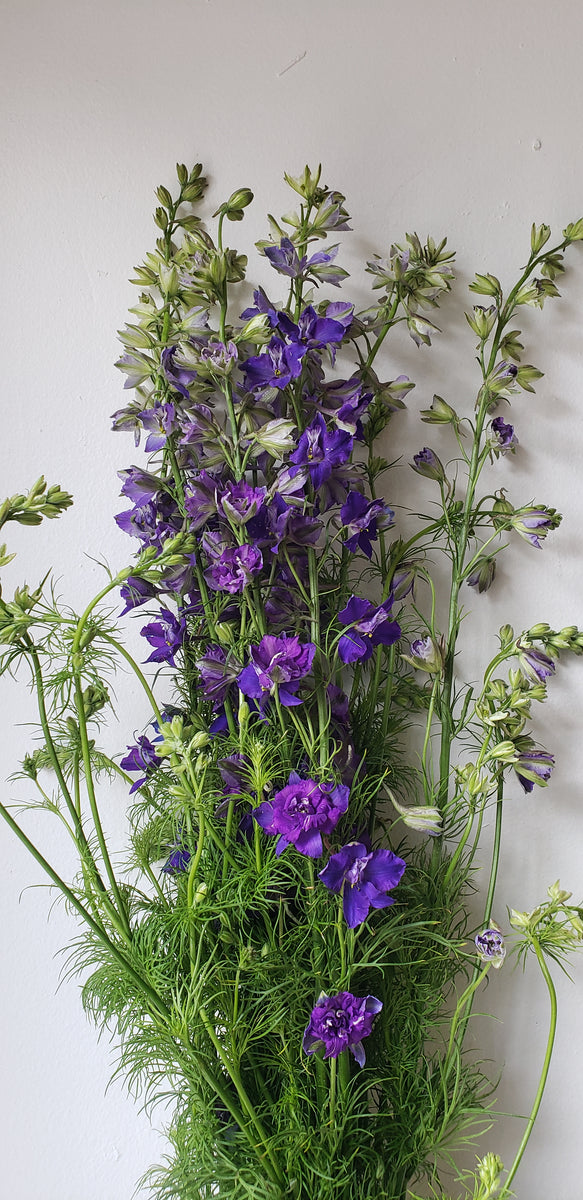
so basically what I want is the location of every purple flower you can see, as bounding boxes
[240,287,279,327]
[340,491,395,559]
[218,481,267,526]
[403,635,444,674]
[118,466,166,506]
[510,505,561,549]
[141,607,187,666]
[278,303,353,349]
[337,596,401,664]
[303,990,382,1067]
[491,416,518,452]
[254,772,349,858]
[206,544,263,594]
[119,575,158,615]
[319,376,372,437]
[120,734,162,793]
[475,927,506,967]
[268,494,323,554]
[161,345,198,399]
[242,337,306,392]
[289,414,353,491]
[184,472,221,530]
[195,645,241,708]
[411,447,446,482]
[466,557,496,593]
[515,748,555,793]
[139,402,176,452]
[161,840,192,875]
[516,637,556,684]
[115,492,181,551]
[199,340,238,371]
[238,634,316,708]
[263,238,345,285]
[319,842,406,928]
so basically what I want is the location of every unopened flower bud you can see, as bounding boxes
[390,795,442,836]
[478,1152,504,1192]
[411,447,446,483]
[419,394,459,425]
[499,623,514,649]
[467,556,496,593]
[475,924,506,968]
[402,635,445,675]
[548,880,572,904]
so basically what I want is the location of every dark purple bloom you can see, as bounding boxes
[238,634,316,708]
[340,491,395,559]
[268,494,323,554]
[161,841,192,875]
[240,287,279,327]
[510,506,561,548]
[319,841,406,928]
[516,637,556,684]
[119,575,158,615]
[263,238,344,285]
[277,303,352,349]
[254,772,349,858]
[475,927,506,967]
[195,645,241,708]
[515,748,555,793]
[411,447,446,482]
[206,543,263,594]
[303,990,382,1067]
[319,376,372,437]
[242,337,306,392]
[491,416,518,452]
[184,472,221,530]
[139,402,176,452]
[289,414,353,491]
[337,596,401,664]
[115,491,182,551]
[120,734,162,793]
[118,466,166,506]
[218,481,267,525]
[466,557,496,593]
[141,607,187,666]
[161,345,198,399]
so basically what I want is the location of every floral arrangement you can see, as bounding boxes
[2,160,583,1200]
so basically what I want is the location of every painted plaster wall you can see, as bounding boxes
[1,1,583,1196]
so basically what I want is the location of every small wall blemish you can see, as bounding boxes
[277,51,307,78]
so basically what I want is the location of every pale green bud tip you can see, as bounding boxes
[389,794,442,836]
[478,1152,504,1191]
[548,879,572,903]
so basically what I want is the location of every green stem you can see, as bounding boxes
[499,939,557,1196]
[0,799,170,1019]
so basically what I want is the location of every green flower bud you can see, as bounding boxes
[548,880,572,903]
[252,418,296,458]
[236,313,271,344]
[419,394,460,426]
[158,262,180,297]
[478,1152,504,1193]
[465,304,497,339]
[563,217,583,241]
[215,622,235,646]
[390,796,442,836]
[469,272,502,299]
[499,623,515,649]
[530,222,551,255]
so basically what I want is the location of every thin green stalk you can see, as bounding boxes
[198,1006,283,1188]
[0,799,170,1020]
[499,940,557,1196]
[99,634,163,725]
[73,674,131,938]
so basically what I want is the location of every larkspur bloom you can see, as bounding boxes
[263,237,344,285]
[242,336,306,392]
[161,840,191,875]
[402,635,444,674]
[205,544,263,594]
[277,303,353,349]
[195,645,241,708]
[340,491,395,558]
[491,416,518,452]
[514,747,555,793]
[118,466,167,505]
[411,447,446,482]
[184,471,222,531]
[337,595,401,664]
[141,608,187,666]
[515,637,556,684]
[510,505,561,548]
[238,634,316,708]
[218,481,267,525]
[303,991,382,1067]
[288,414,353,490]
[120,734,162,793]
[254,772,349,858]
[119,575,157,615]
[319,842,406,928]
[161,345,198,398]
[139,402,176,452]
[475,926,506,968]
[466,557,497,593]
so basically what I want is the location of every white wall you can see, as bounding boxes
[1,1,583,1196]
